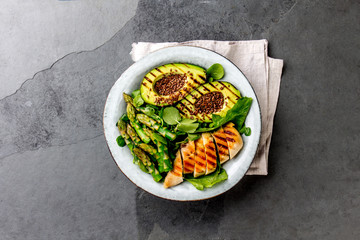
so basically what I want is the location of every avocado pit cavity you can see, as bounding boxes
[154,73,186,96]
[194,92,224,114]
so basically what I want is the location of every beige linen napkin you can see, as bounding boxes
[130,39,283,175]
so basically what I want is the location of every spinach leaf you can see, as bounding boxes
[140,105,163,125]
[162,107,181,125]
[188,133,201,141]
[131,89,144,107]
[206,63,224,80]
[120,113,129,122]
[116,136,126,147]
[185,168,228,190]
[240,126,252,136]
[176,118,199,133]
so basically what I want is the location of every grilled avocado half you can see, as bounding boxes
[176,81,241,122]
[140,63,207,106]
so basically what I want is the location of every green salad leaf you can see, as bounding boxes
[206,63,224,80]
[240,126,252,136]
[187,133,201,141]
[162,107,181,125]
[131,89,144,107]
[185,168,228,190]
[116,136,126,147]
[140,105,163,125]
[176,118,199,133]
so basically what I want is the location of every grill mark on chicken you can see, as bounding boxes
[206,158,217,167]
[226,137,236,142]
[224,130,236,136]
[206,145,215,151]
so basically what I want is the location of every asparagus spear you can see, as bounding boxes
[118,119,148,172]
[136,114,177,141]
[133,148,162,182]
[143,128,172,173]
[124,93,162,124]
[126,123,157,155]
[127,103,151,143]
[123,93,134,105]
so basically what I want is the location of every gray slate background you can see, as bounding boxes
[1,0,359,239]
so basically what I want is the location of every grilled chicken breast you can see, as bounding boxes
[223,122,243,159]
[212,127,230,164]
[180,140,196,174]
[202,133,217,175]
[163,150,183,188]
[193,136,207,178]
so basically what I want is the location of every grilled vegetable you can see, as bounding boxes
[136,113,177,141]
[176,81,241,122]
[133,148,162,182]
[126,103,151,143]
[143,128,172,173]
[140,63,207,106]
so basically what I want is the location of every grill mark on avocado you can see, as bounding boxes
[183,97,194,106]
[208,82,219,90]
[199,75,206,81]
[144,76,153,83]
[150,72,156,77]
[193,78,201,85]
[202,86,211,92]
[194,89,204,96]
[218,82,239,98]
[182,63,190,68]
[174,66,186,73]
[155,68,163,73]
[178,101,193,114]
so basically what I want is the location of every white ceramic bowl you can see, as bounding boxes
[103,46,261,201]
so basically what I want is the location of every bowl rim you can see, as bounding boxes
[103,45,262,201]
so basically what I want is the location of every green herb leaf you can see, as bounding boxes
[163,107,181,125]
[195,97,253,132]
[177,118,199,133]
[240,126,252,136]
[185,168,228,190]
[131,89,144,107]
[120,113,129,122]
[140,106,163,125]
[116,136,126,147]
[206,63,224,80]
[188,133,201,141]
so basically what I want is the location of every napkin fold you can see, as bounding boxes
[130,40,283,175]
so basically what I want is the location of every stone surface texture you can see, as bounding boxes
[1,0,359,239]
